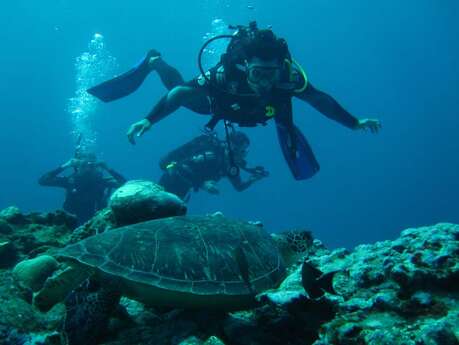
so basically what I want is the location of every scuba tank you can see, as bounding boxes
[159,133,222,171]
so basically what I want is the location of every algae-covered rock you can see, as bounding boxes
[109,180,187,225]
[0,208,76,258]
[70,208,117,242]
[0,219,13,235]
[311,223,459,345]
[0,270,65,333]
[2,213,459,345]
[0,206,26,224]
[13,255,59,292]
[0,240,18,268]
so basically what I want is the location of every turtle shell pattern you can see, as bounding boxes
[58,216,286,298]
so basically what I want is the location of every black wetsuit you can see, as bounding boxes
[159,149,224,200]
[158,136,260,200]
[38,166,126,224]
[147,60,359,130]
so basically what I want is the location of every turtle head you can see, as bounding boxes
[272,230,314,268]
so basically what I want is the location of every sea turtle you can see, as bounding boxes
[26,214,286,313]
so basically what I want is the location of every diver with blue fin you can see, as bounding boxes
[88,22,381,180]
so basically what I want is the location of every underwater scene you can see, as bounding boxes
[0,0,458,344]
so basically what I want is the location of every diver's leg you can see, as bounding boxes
[150,56,185,90]
[150,55,211,114]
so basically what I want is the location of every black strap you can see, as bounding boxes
[223,121,240,177]
[205,116,221,131]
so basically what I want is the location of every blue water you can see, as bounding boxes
[0,0,458,248]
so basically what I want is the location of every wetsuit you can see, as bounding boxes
[147,62,358,130]
[38,166,126,224]
[158,135,263,200]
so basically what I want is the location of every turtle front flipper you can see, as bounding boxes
[34,265,94,312]
[62,280,122,345]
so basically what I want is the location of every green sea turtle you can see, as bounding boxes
[28,214,286,313]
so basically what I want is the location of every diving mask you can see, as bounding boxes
[247,65,281,85]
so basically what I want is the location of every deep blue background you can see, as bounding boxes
[0,0,458,248]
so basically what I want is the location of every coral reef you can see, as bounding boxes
[0,207,77,267]
[0,199,458,345]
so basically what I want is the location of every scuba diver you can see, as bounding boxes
[158,130,269,201]
[88,22,381,180]
[38,151,126,225]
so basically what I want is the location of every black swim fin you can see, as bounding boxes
[276,121,320,180]
[87,49,159,102]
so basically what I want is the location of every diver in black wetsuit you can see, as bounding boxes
[158,131,268,201]
[38,152,126,224]
[88,22,381,180]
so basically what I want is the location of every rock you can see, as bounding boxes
[29,210,78,230]
[70,208,117,242]
[13,255,59,292]
[0,208,75,258]
[421,319,459,345]
[204,336,226,345]
[1,214,459,345]
[179,336,204,345]
[0,270,65,333]
[109,180,187,225]
[0,241,18,268]
[312,223,459,345]
[0,206,25,224]
[0,219,13,234]
[410,291,434,308]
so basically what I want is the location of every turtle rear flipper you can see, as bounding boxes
[34,265,93,312]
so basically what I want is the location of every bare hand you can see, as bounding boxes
[253,166,269,178]
[127,119,152,145]
[355,118,382,133]
[249,174,265,183]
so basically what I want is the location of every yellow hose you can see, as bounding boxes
[291,59,308,93]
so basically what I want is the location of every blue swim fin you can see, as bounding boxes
[276,121,320,180]
[87,50,159,102]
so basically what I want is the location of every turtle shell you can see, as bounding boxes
[58,215,285,310]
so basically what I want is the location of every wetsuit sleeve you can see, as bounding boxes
[186,66,221,95]
[228,174,253,192]
[103,167,126,188]
[145,77,211,124]
[295,82,359,129]
[38,166,70,188]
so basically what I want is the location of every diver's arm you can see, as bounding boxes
[228,174,262,192]
[146,86,205,125]
[229,165,269,191]
[295,82,359,129]
[99,163,126,187]
[38,165,70,188]
[127,86,207,144]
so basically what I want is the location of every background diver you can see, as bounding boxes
[38,150,126,224]
[158,130,269,201]
[88,21,381,180]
